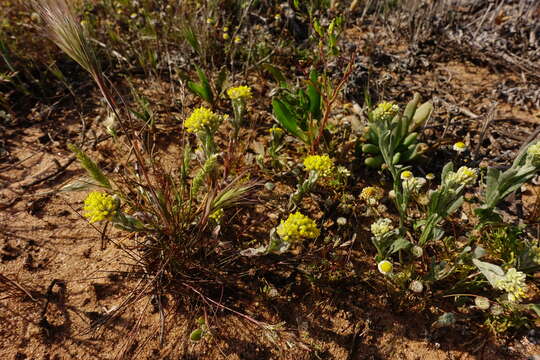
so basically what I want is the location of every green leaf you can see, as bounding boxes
[530,304,540,318]
[190,328,203,341]
[410,102,433,131]
[364,155,384,168]
[216,67,227,95]
[440,162,454,183]
[485,167,501,204]
[263,64,288,88]
[361,143,380,154]
[473,259,505,288]
[272,99,307,142]
[196,66,213,103]
[389,237,411,254]
[402,93,420,133]
[307,70,321,120]
[183,25,200,54]
[446,196,464,215]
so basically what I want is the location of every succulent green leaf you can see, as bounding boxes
[403,132,418,146]
[410,102,433,131]
[361,143,380,154]
[402,93,421,131]
[190,328,203,341]
[365,155,384,168]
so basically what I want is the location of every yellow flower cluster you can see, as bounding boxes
[372,102,399,122]
[360,186,384,206]
[269,127,284,136]
[83,191,116,223]
[303,155,334,177]
[209,208,224,222]
[370,218,393,237]
[276,212,320,242]
[446,166,477,186]
[227,86,252,101]
[527,141,540,165]
[495,268,527,302]
[184,107,220,133]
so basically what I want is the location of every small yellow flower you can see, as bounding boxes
[360,186,384,206]
[403,176,426,192]
[446,166,477,186]
[495,268,527,302]
[269,127,284,142]
[206,18,214,25]
[227,85,252,101]
[184,107,220,133]
[426,173,435,180]
[223,26,229,32]
[234,36,242,44]
[276,212,320,242]
[378,260,393,275]
[371,218,393,237]
[303,155,334,177]
[372,102,399,122]
[83,191,117,223]
[400,170,413,180]
[222,32,230,40]
[274,14,281,20]
[209,208,224,223]
[269,127,284,136]
[453,141,467,153]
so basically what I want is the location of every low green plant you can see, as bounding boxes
[271,68,322,146]
[268,126,285,168]
[189,316,208,341]
[227,85,252,140]
[361,94,432,169]
[476,140,540,224]
[269,16,352,152]
[187,65,215,105]
[417,164,477,246]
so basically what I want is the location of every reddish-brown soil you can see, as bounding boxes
[1,61,539,359]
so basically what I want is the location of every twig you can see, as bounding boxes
[21,156,76,189]
[311,53,356,153]
[183,282,278,330]
[0,152,40,172]
[472,102,498,160]
[0,274,38,301]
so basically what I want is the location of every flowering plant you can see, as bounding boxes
[227,85,252,139]
[418,163,477,246]
[361,94,432,169]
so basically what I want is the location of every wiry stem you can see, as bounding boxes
[311,53,355,153]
